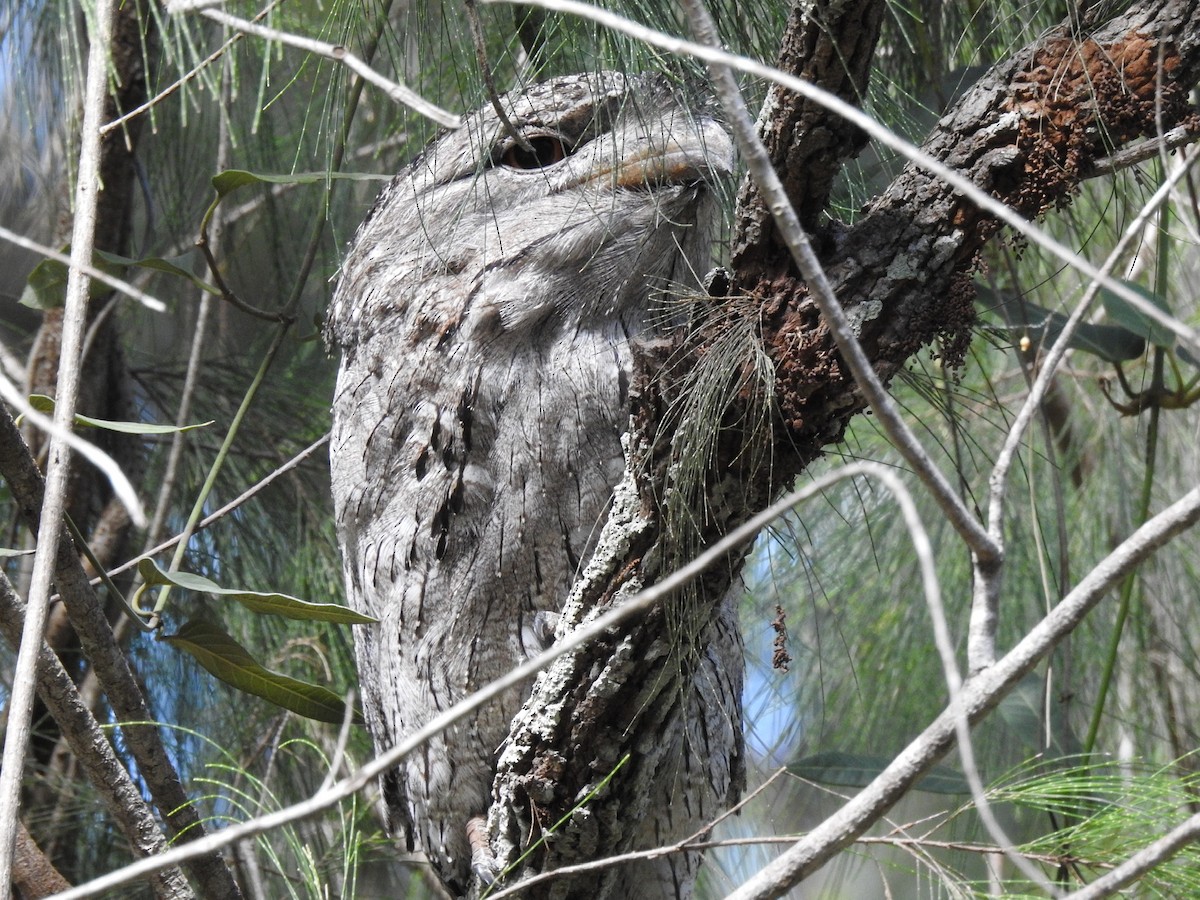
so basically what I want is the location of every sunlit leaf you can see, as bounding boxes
[138,558,375,624]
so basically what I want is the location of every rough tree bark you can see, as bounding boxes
[489,0,1200,895]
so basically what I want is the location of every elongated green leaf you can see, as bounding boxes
[28,395,212,435]
[211,169,388,199]
[789,751,969,794]
[1101,280,1176,348]
[164,620,360,725]
[138,558,375,624]
[982,287,1145,362]
[94,249,220,296]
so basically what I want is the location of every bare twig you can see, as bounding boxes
[1090,123,1199,176]
[465,0,534,153]
[681,10,1048,877]
[50,478,1200,898]
[0,406,239,898]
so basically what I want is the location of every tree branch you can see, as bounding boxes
[0,410,243,899]
[0,0,118,886]
[0,576,192,897]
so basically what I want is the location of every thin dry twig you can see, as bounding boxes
[464,0,535,153]
[1091,123,1200,176]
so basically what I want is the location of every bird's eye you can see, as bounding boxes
[499,135,569,170]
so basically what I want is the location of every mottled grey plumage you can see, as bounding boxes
[327,72,739,897]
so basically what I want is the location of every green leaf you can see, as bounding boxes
[164,619,361,725]
[19,252,125,310]
[211,168,388,199]
[789,751,969,794]
[27,395,212,435]
[1101,280,1176,348]
[982,287,1145,362]
[18,248,217,310]
[94,249,220,296]
[0,548,35,558]
[138,558,375,624]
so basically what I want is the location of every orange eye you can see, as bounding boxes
[500,135,569,169]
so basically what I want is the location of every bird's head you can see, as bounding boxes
[328,72,733,350]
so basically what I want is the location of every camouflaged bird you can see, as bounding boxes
[327,71,742,897]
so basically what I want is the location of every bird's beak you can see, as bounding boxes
[564,118,734,192]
